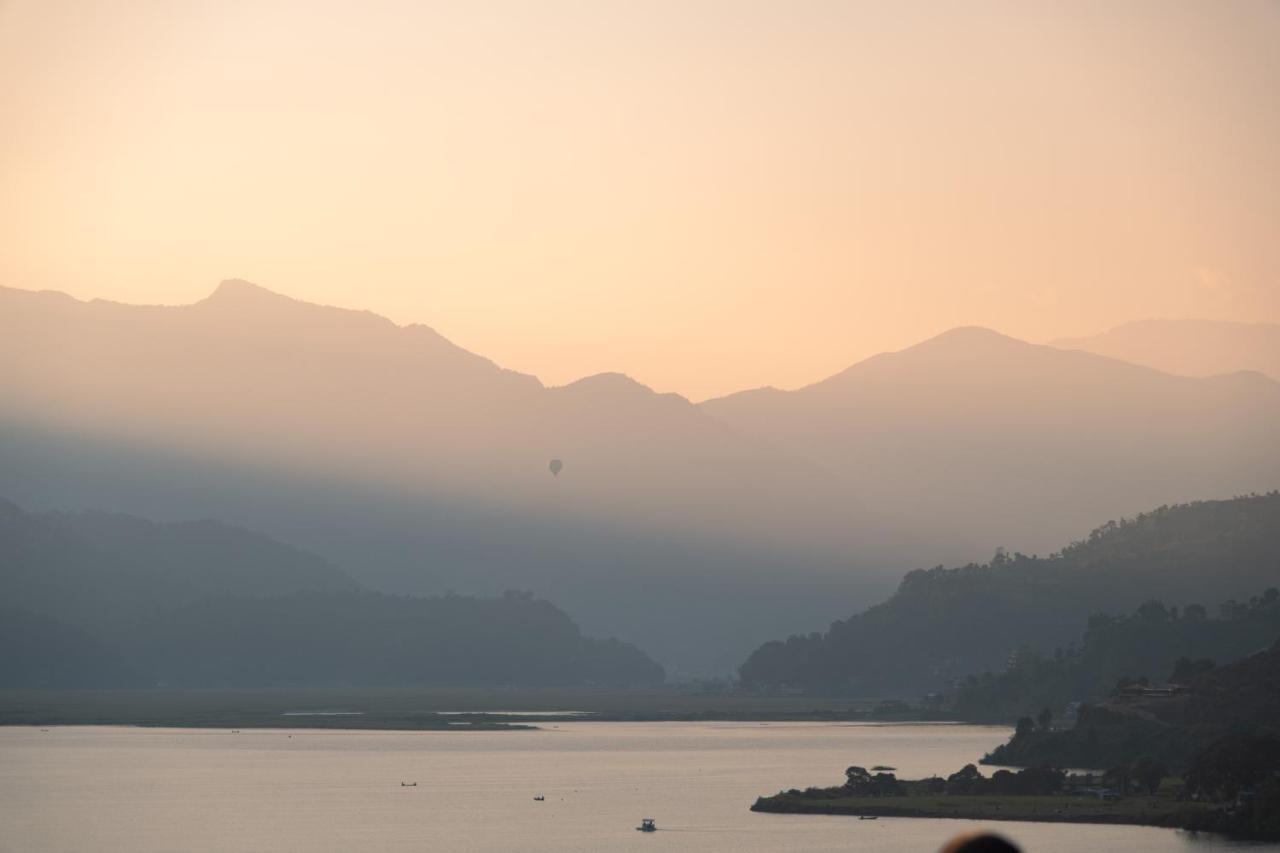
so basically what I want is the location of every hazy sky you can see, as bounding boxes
[2,0,1278,399]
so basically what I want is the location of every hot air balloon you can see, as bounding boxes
[549,458,563,477]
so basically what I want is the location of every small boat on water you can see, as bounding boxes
[533,795,545,801]
[637,818,657,832]
[401,782,418,787]
[859,815,878,821]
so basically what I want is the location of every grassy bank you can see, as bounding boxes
[751,791,1207,829]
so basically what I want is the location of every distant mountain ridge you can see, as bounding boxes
[0,496,358,637]
[0,498,663,688]
[0,281,810,540]
[701,326,1280,558]
[3,281,1279,673]
[1051,318,1280,382]
[123,589,664,689]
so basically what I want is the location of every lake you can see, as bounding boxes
[0,722,1273,852]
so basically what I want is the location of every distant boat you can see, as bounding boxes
[637,818,657,832]
[401,782,417,787]
[533,795,545,801]
[859,815,878,821]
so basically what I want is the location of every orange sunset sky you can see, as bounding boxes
[2,0,1278,399]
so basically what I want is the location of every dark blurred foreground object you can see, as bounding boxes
[940,832,1021,853]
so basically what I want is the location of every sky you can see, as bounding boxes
[2,0,1278,400]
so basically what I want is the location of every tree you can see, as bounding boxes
[1186,734,1280,801]
[870,772,901,797]
[1015,716,1036,737]
[1130,756,1168,794]
[990,769,1017,794]
[1183,603,1208,621]
[1104,764,1130,795]
[1170,657,1215,683]
[947,764,986,795]
[844,766,871,788]
[1037,707,1053,731]
[920,776,946,794]
[1088,613,1116,631]
[1136,599,1169,622]
[1017,766,1066,795]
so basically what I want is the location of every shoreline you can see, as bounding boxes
[0,715,971,731]
[750,793,1204,831]
[0,687,975,730]
[1,720,538,732]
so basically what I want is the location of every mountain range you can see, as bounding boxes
[3,281,1278,673]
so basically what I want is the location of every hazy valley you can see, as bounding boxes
[4,282,1280,674]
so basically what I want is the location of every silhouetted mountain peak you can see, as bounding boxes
[908,325,1027,354]
[196,280,542,384]
[801,325,1045,393]
[203,278,300,308]
[557,372,659,398]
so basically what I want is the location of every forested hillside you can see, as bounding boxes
[0,499,663,688]
[117,590,663,688]
[0,496,358,637]
[0,607,141,688]
[739,494,1280,694]
[985,638,1280,770]
[951,589,1280,722]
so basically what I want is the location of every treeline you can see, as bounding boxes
[739,493,1280,695]
[759,729,1280,840]
[1181,734,1280,840]
[985,638,1280,770]
[0,499,663,688]
[115,590,664,688]
[839,763,1068,798]
[951,588,1280,723]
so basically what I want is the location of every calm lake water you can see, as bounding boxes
[1,722,1274,852]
